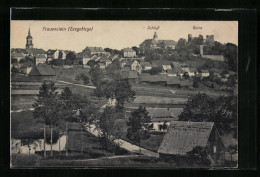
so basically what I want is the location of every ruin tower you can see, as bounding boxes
[188,34,192,43]
[26,27,33,49]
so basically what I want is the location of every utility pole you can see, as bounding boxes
[66,121,68,157]
[50,123,53,157]
[43,124,46,158]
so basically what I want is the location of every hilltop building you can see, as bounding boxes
[139,32,177,54]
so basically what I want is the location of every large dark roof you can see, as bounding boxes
[158,121,214,155]
[29,64,56,76]
[11,48,28,54]
[26,48,46,55]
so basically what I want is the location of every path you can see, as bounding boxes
[57,80,96,89]
[70,155,140,162]
[84,124,159,157]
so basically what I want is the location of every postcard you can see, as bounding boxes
[10,20,238,168]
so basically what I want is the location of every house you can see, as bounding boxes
[200,69,210,77]
[140,62,152,71]
[35,54,47,65]
[82,46,107,56]
[166,77,181,87]
[120,70,139,83]
[189,68,198,77]
[28,63,56,81]
[11,48,28,56]
[122,48,136,58]
[173,67,185,77]
[47,49,59,59]
[158,121,226,165]
[140,73,151,84]
[139,32,177,54]
[82,53,91,66]
[99,62,106,70]
[11,53,25,62]
[124,60,142,74]
[107,54,119,61]
[171,62,181,68]
[26,48,46,59]
[166,69,178,77]
[161,65,172,74]
[220,77,228,83]
[149,74,168,86]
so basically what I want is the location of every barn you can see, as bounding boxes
[28,64,56,81]
[158,121,225,165]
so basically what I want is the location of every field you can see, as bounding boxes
[54,66,91,84]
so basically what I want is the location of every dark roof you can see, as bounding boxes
[35,54,47,59]
[124,60,138,67]
[158,121,214,155]
[189,67,198,73]
[147,108,183,119]
[140,73,151,82]
[84,47,105,52]
[201,69,209,73]
[122,48,135,52]
[120,70,138,79]
[29,64,56,76]
[11,48,28,54]
[167,77,181,85]
[150,74,168,82]
[11,53,25,58]
[21,61,35,68]
[26,48,46,55]
[47,49,57,55]
[171,62,181,68]
[121,67,131,71]
[140,62,151,67]
[180,79,193,86]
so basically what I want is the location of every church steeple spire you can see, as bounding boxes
[26,27,33,49]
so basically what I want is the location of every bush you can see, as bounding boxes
[11,154,42,167]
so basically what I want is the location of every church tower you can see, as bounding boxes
[26,28,33,49]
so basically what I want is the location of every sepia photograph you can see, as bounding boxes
[10,20,238,168]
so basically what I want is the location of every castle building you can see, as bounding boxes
[26,28,33,49]
[139,32,177,54]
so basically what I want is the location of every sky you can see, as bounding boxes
[11,21,238,53]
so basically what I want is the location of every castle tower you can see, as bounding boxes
[188,34,192,43]
[26,27,33,49]
[152,32,158,43]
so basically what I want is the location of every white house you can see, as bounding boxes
[124,60,142,74]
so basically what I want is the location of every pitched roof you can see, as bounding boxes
[11,53,25,58]
[26,48,46,55]
[84,47,105,52]
[140,62,151,67]
[140,73,151,82]
[174,67,185,74]
[201,69,209,73]
[158,40,177,45]
[150,74,168,82]
[180,79,193,86]
[158,121,214,155]
[124,60,138,67]
[122,48,135,52]
[120,70,138,79]
[29,64,56,76]
[162,65,172,70]
[167,77,181,85]
[189,67,198,73]
[121,67,131,71]
[47,49,57,55]
[11,48,28,54]
[21,61,35,68]
[147,108,183,119]
[35,54,47,59]
[171,62,181,68]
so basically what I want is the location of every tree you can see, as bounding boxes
[51,59,64,66]
[132,46,139,55]
[224,43,237,72]
[87,60,96,68]
[89,67,104,86]
[11,58,18,64]
[126,106,151,155]
[11,65,19,73]
[66,52,76,61]
[179,93,237,134]
[111,79,136,111]
[149,67,161,75]
[33,81,61,157]
[98,107,121,157]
